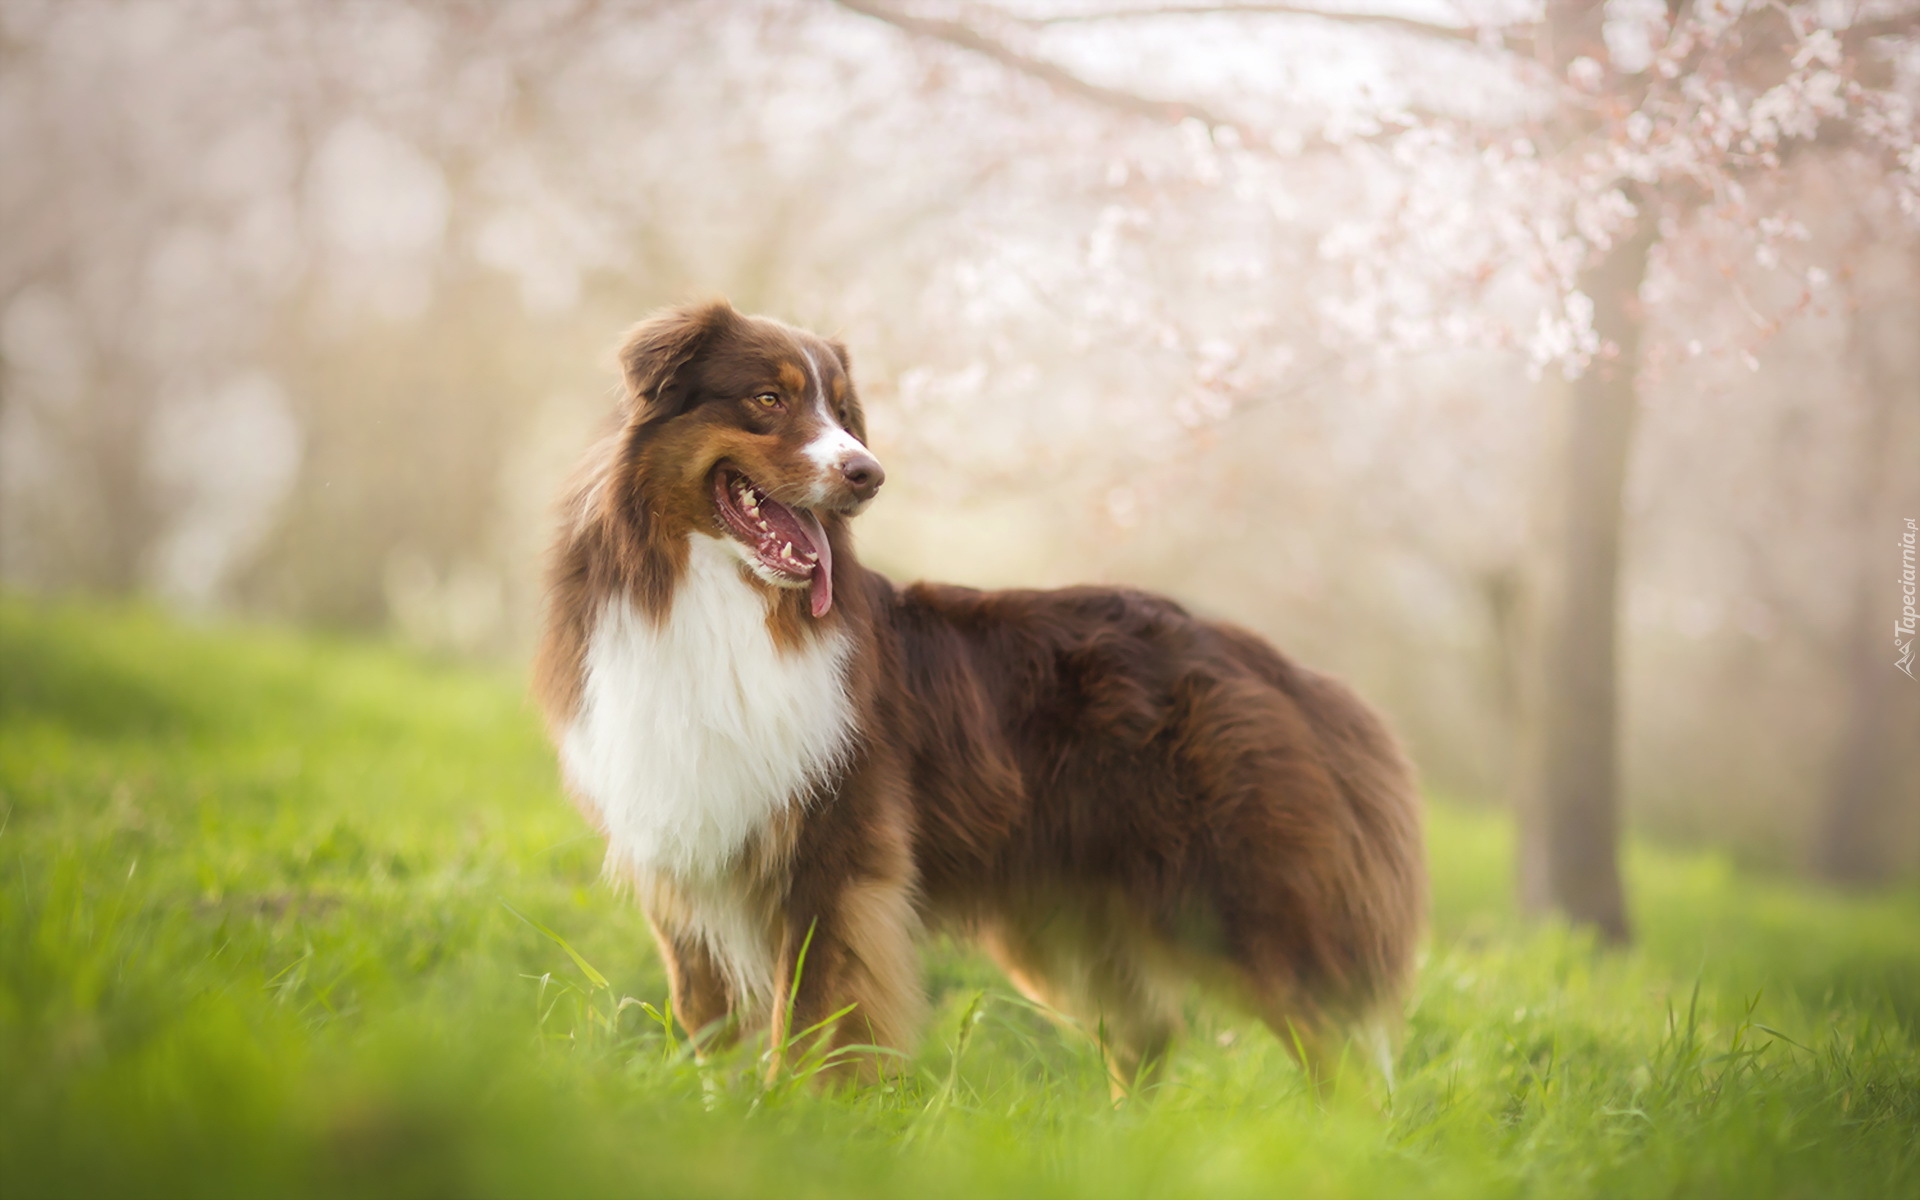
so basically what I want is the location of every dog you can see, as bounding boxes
[533,300,1425,1095]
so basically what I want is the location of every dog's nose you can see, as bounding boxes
[839,452,885,500]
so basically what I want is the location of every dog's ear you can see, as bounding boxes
[827,338,868,443]
[618,300,735,419]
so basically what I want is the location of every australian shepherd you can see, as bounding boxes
[533,301,1425,1095]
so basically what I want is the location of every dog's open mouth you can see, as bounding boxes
[711,465,835,617]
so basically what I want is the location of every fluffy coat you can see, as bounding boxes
[534,300,1426,1093]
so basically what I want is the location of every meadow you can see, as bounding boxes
[2,593,1916,1199]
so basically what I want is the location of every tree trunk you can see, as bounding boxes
[1824,580,1900,884]
[1819,285,1917,883]
[1517,214,1657,942]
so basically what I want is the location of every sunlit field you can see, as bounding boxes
[3,593,1916,1199]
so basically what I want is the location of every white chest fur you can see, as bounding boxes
[561,535,856,885]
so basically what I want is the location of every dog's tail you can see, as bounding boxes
[1293,665,1430,1021]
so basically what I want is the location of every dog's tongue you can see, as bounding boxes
[792,508,834,617]
[743,484,835,618]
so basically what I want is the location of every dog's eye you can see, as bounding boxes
[752,393,783,410]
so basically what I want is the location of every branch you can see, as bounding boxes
[1838,11,1920,47]
[1015,3,1495,45]
[828,0,1494,154]
[829,0,1262,142]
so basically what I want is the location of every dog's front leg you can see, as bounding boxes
[646,916,739,1055]
[765,873,925,1088]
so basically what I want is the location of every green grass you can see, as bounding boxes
[2,593,1916,1199]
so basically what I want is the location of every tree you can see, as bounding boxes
[1820,247,1920,884]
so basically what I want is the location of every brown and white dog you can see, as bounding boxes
[533,300,1425,1095]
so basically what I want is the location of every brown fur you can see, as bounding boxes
[534,300,1427,1094]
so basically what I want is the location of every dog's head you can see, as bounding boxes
[615,300,882,618]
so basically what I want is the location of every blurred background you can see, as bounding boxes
[1,0,1915,880]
